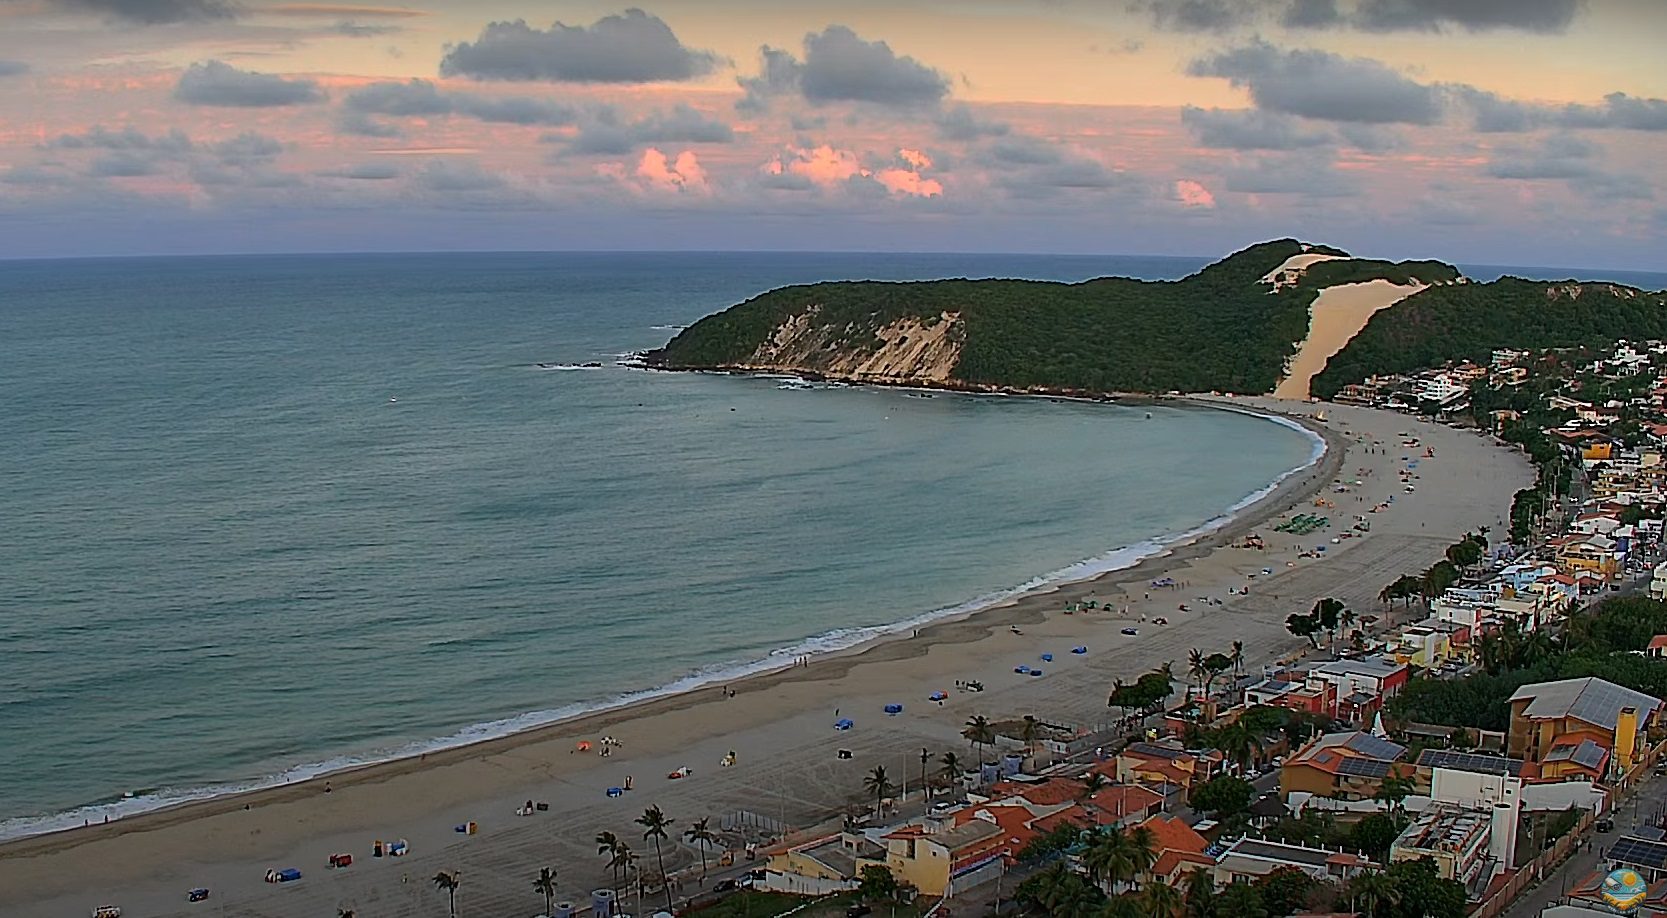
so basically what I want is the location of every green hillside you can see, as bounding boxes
[1311,279,1667,398]
[651,240,1418,395]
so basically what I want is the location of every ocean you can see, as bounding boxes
[1,250,1649,840]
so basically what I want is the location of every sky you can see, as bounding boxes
[0,0,1663,267]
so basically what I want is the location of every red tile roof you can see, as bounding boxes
[1649,635,1667,651]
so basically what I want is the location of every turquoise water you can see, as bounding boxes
[0,252,1319,837]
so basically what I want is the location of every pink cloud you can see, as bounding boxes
[1174,179,1215,208]
[607,148,709,194]
[875,167,942,197]
[899,148,932,170]
[763,145,867,188]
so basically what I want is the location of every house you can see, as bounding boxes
[1556,536,1620,580]
[1651,564,1667,602]
[868,817,1006,897]
[1539,738,1611,783]
[1649,635,1667,659]
[1390,805,1514,895]
[1307,657,1410,721]
[1134,814,1214,887]
[1114,741,1222,791]
[1244,676,1335,716]
[1213,838,1376,886]
[1280,731,1411,802]
[761,833,880,894]
[1507,677,1662,779]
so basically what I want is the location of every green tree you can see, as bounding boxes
[1143,881,1185,918]
[1254,867,1316,917]
[858,864,900,903]
[636,805,676,914]
[1285,612,1320,648]
[1182,869,1217,918]
[1346,870,1400,918]
[1349,812,1408,862]
[1216,881,1268,918]
[1190,775,1254,819]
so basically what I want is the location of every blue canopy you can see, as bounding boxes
[884,703,904,714]
[1071,646,1088,655]
[834,718,855,730]
[1040,653,1054,662]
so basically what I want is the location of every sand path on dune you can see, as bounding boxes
[1275,279,1427,400]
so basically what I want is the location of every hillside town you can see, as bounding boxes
[718,340,1667,918]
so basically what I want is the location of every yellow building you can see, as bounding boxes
[762,833,878,895]
[865,820,1006,896]
[1506,678,1660,780]
[1556,536,1619,580]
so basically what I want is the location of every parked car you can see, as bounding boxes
[1597,818,1615,832]
[847,905,874,917]
[713,879,740,893]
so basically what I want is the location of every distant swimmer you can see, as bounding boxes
[389,397,397,403]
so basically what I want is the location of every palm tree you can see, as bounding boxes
[1126,824,1158,888]
[1083,826,1131,890]
[939,751,963,788]
[1080,771,1112,800]
[1020,715,1044,757]
[533,867,558,917]
[1102,894,1147,918]
[597,831,623,901]
[1143,880,1184,918]
[432,871,460,918]
[1347,869,1402,918]
[919,747,932,800]
[864,765,896,817]
[1182,869,1216,918]
[636,805,675,914]
[1187,649,1208,696]
[963,715,997,766]
[683,817,718,881]
[1230,641,1245,679]
[611,844,638,900]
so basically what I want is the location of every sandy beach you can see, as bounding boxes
[0,399,1534,918]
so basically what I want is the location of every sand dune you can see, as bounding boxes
[1274,279,1427,400]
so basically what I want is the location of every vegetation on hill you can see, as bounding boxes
[1295,258,1461,290]
[651,240,1464,396]
[1311,279,1667,398]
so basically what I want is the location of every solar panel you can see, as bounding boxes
[1609,837,1667,870]
[1336,757,1391,779]
[1416,750,1525,776]
[1571,740,1608,769]
[1345,733,1407,761]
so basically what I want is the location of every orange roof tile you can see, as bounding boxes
[989,777,1080,807]
[1137,814,1209,857]
[1649,635,1667,651]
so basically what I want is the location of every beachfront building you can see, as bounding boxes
[866,819,1003,897]
[1245,674,1336,717]
[1212,837,1377,886]
[760,833,879,895]
[1280,731,1411,802]
[1506,677,1662,781]
[1306,656,1410,721]
[1391,619,1470,668]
